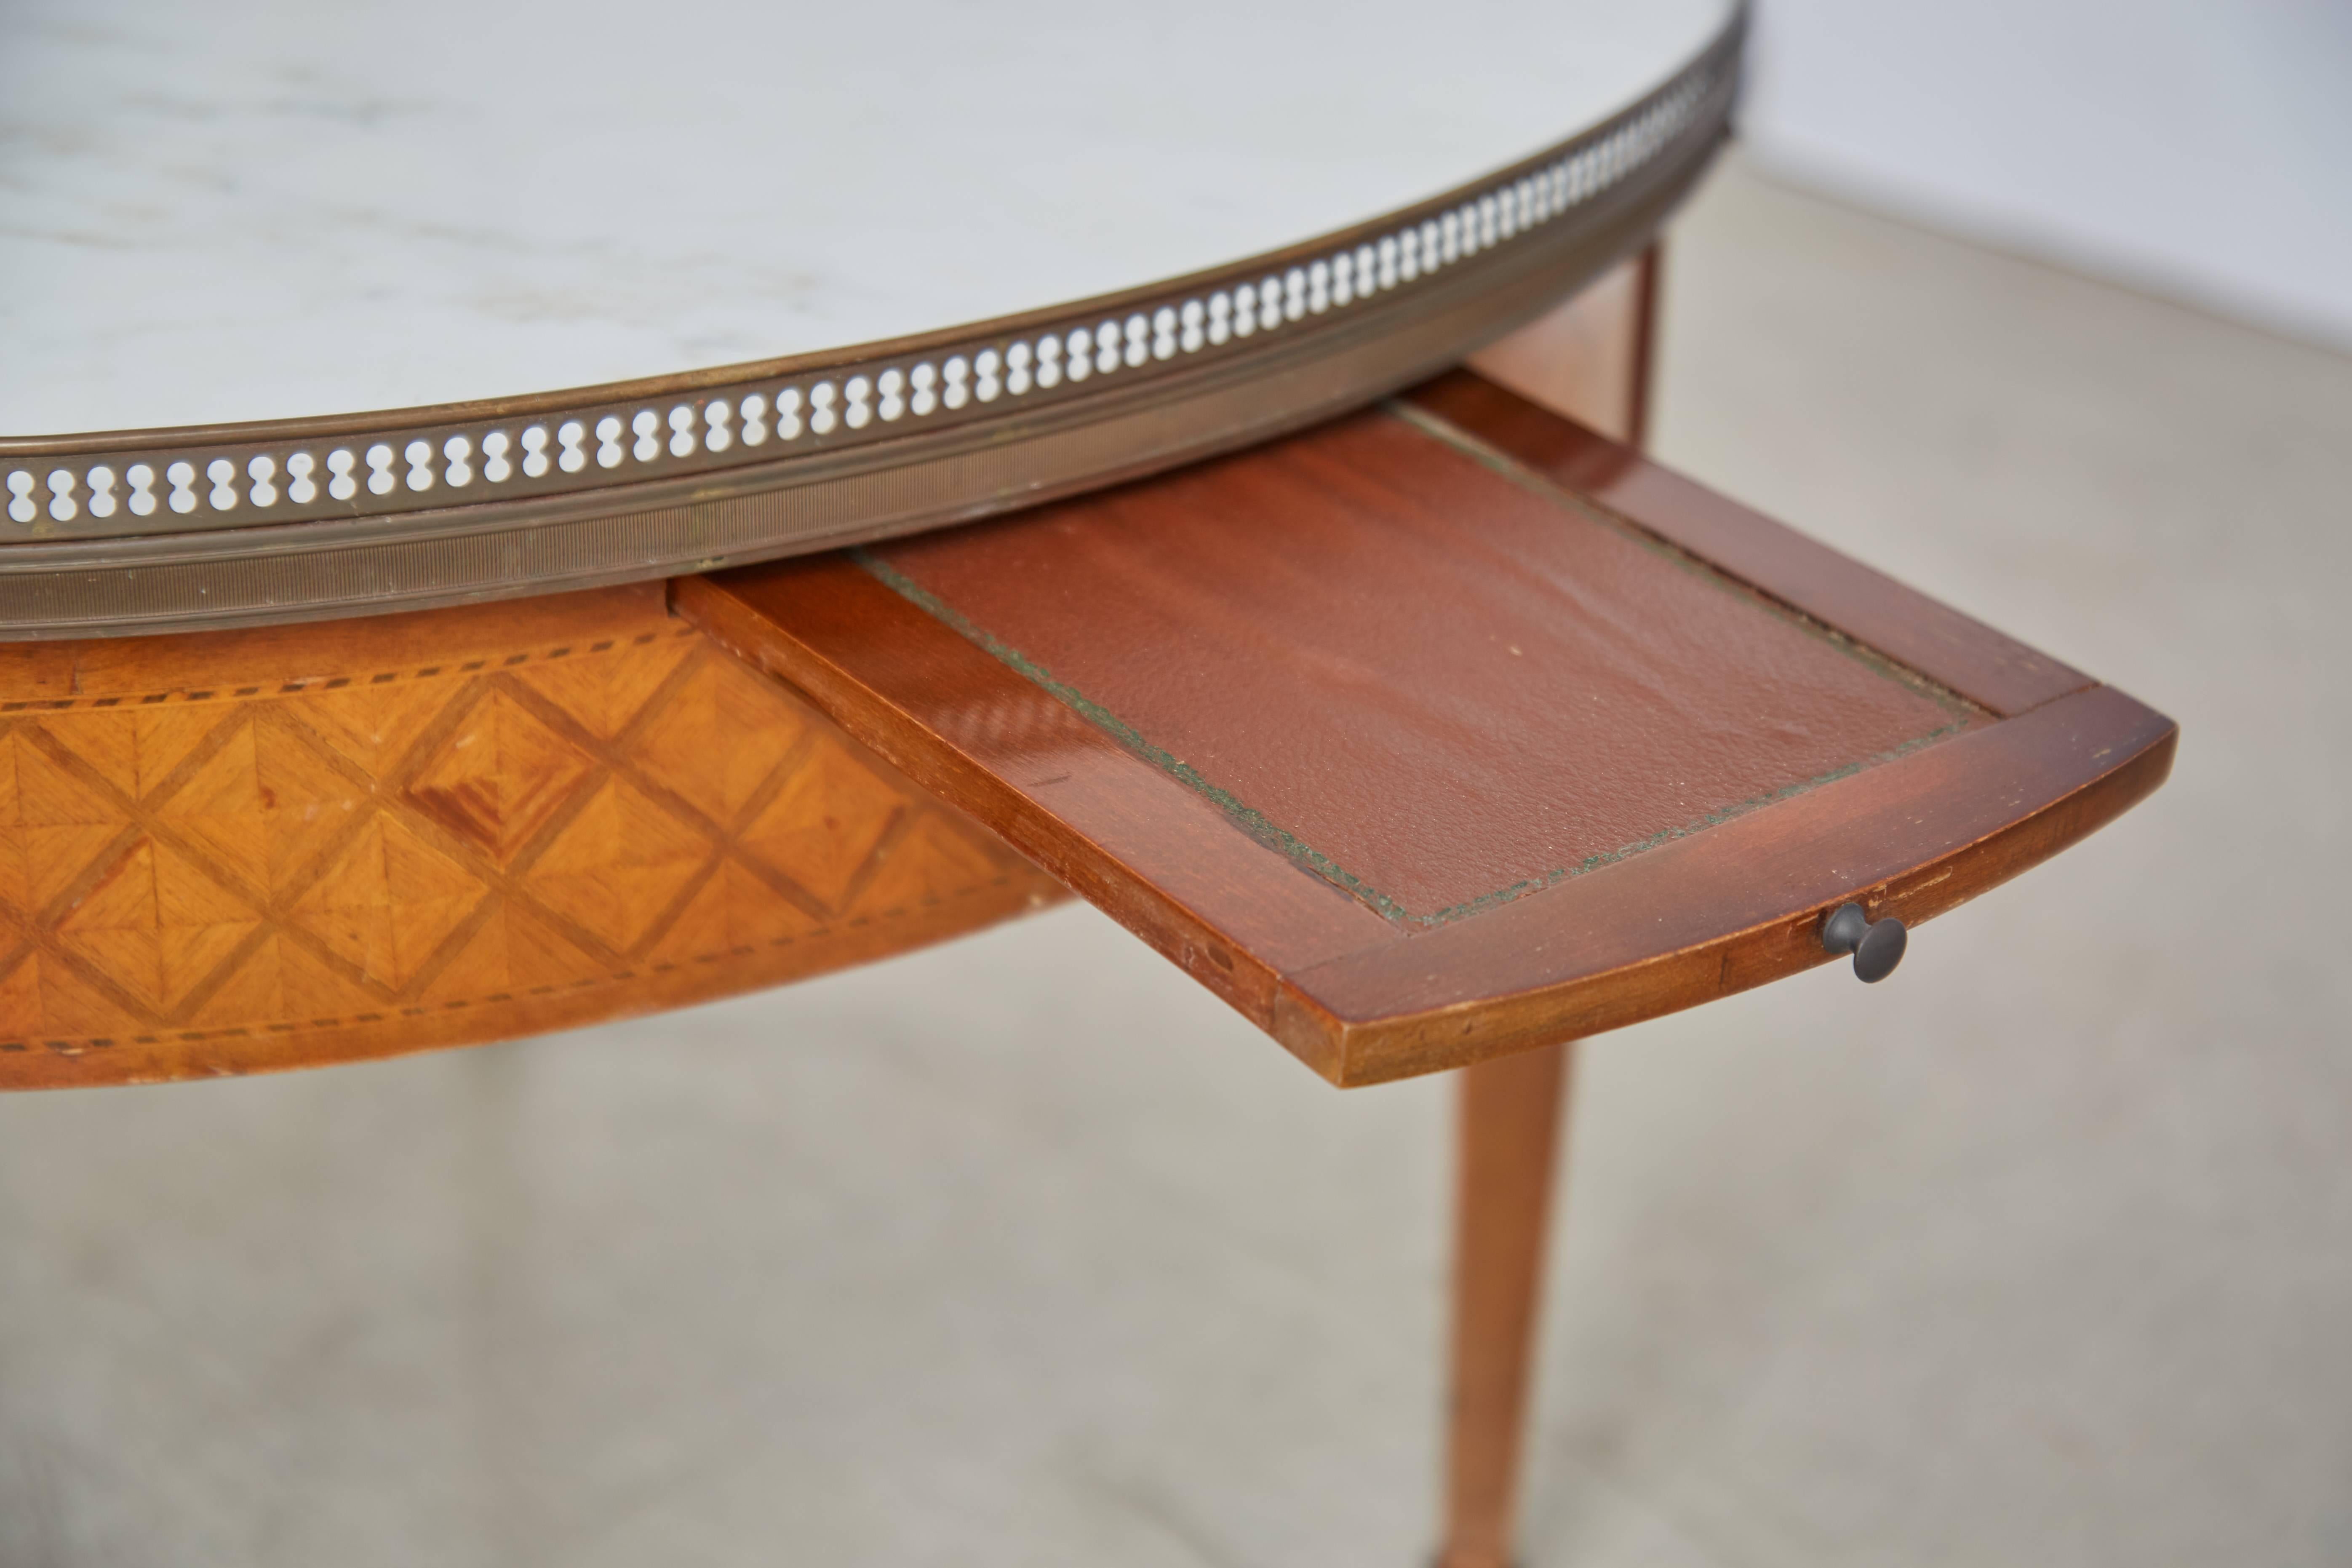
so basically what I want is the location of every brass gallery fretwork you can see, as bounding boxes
[0,588,1058,1087]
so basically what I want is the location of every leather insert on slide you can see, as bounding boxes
[863,408,1974,927]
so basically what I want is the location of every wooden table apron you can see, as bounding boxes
[0,584,1059,1088]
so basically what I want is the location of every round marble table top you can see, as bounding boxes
[4,0,1730,436]
[0,0,1738,636]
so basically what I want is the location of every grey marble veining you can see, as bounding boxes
[0,0,1726,435]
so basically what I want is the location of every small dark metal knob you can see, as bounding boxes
[1821,902,1906,983]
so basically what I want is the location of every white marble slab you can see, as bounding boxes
[1,0,1727,435]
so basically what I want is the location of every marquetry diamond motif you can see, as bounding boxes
[737,736,901,909]
[404,689,595,863]
[649,859,822,964]
[0,957,34,1036]
[155,716,368,896]
[627,652,806,827]
[55,837,262,1012]
[192,933,379,1027]
[0,951,141,1038]
[31,711,138,801]
[37,706,230,803]
[0,603,1052,1078]
[512,633,696,737]
[523,777,713,952]
[289,814,487,991]
[422,901,603,1003]
[0,729,129,917]
[294,682,450,775]
[848,812,1004,916]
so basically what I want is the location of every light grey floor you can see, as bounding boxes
[3,155,2346,1568]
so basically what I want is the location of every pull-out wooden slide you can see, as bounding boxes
[680,371,2175,1087]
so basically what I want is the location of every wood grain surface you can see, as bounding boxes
[1404,370,2091,717]
[1465,249,1658,449]
[0,584,1059,1090]
[858,409,1976,924]
[683,375,2174,1086]
[1441,1039,1571,1568]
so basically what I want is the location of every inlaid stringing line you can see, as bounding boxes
[2,59,1722,534]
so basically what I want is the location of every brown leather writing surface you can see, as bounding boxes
[865,410,1972,926]
[1403,371,2093,717]
[680,375,2173,1086]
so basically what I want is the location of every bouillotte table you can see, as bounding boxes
[0,3,2172,1563]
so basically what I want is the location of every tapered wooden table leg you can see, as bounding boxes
[1438,1040,1571,1568]
[1438,246,1628,1568]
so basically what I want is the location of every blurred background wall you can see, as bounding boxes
[1738,0,2352,348]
